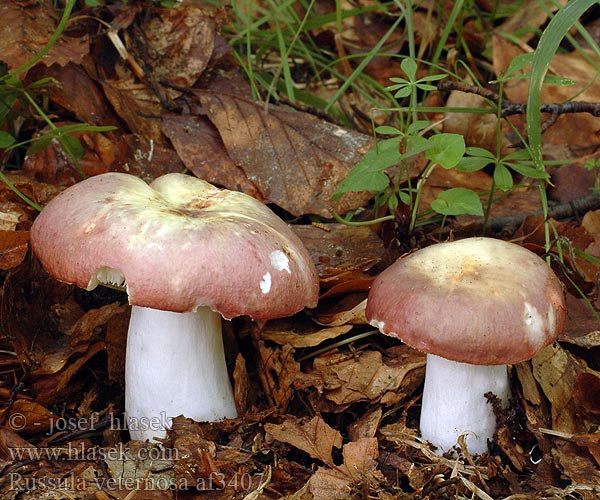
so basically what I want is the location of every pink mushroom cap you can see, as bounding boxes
[30,172,319,320]
[366,237,566,365]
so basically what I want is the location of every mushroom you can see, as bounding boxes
[365,237,566,454]
[30,172,319,441]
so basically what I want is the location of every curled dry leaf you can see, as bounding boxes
[162,113,261,197]
[198,91,374,217]
[258,342,300,410]
[310,348,426,407]
[573,372,600,415]
[25,63,121,128]
[0,0,89,73]
[292,224,385,284]
[127,5,218,89]
[233,353,250,415]
[308,438,384,500]
[260,319,353,348]
[532,343,588,433]
[101,72,173,144]
[0,230,29,270]
[264,415,342,466]
[3,399,57,435]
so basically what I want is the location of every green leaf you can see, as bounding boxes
[416,74,447,83]
[332,139,400,199]
[59,134,84,161]
[457,156,492,172]
[465,146,495,159]
[503,53,533,79]
[431,187,483,216]
[400,58,417,81]
[332,167,389,199]
[415,83,439,92]
[392,86,414,98]
[0,131,15,148]
[425,133,465,169]
[543,74,575,86]
[493,163,513,191]
[27,136,53,155]
[374,125,402,136]
[398,190,411,205]
[406,120,430,135]
[506,162,550,179]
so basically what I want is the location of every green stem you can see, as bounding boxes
[0,171,42,212]
[409,162,437,234]
[2,0,77,80]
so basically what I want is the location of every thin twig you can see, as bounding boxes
[438,81,600,117]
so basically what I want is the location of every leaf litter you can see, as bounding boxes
[0,1,599,499]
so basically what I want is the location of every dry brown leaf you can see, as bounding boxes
[260,321,352,348]
[313,348,425,406]
[552,441,600,486]
[308,438,383,500]
[0,1,89,73]
[3,399,57,435]
[495,0,566,42]
[531,343,588,433]
[198,91,373,216]
[0,426,35,460]
[233,353,250,415]
[443,91,509,154]
[105,308,129,384]
[101,78,167,144]
[292,224,385,283]
[32,341,106,406]
[258,341,300,410]
[128,5,218,88]
[162,113,261,197]
[348,407,382,441]
[573,372,600,415]
[265,415,342,466]
[25,63,121,128]
[0,230,29,270]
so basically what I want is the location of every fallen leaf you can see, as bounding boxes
[258,342,300,410]
[25,63,121,128]
[292,224,385,283]
[0,230,29,270]
[101,78,166,144]
[233,353,250,415]
[198,91,373,216]
[3,399,57,435]
[128,5,218,89]
[0,1,89,73]
[314,347,425,407]
[260,321,352,348]
[531,343,587,433]
[162,113,261,197]
[348,407,382,441]
[573,371,600,415]
[308,438,384,500]
[265,415,342,466]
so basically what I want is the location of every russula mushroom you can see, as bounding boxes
[30,172,319,441]
[366,237,566,454]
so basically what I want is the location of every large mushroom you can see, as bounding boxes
[366,237,566,454]
[30,172,319,441]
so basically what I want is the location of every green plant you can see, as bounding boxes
[331,58,484,233]
[0,0,115,210]
[225,0,401,122]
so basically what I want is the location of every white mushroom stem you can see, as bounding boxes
[419,354,510,455]
[125,305,238,441]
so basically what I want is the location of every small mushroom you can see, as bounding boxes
[31,172,319,441]
[366,237,566,454]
